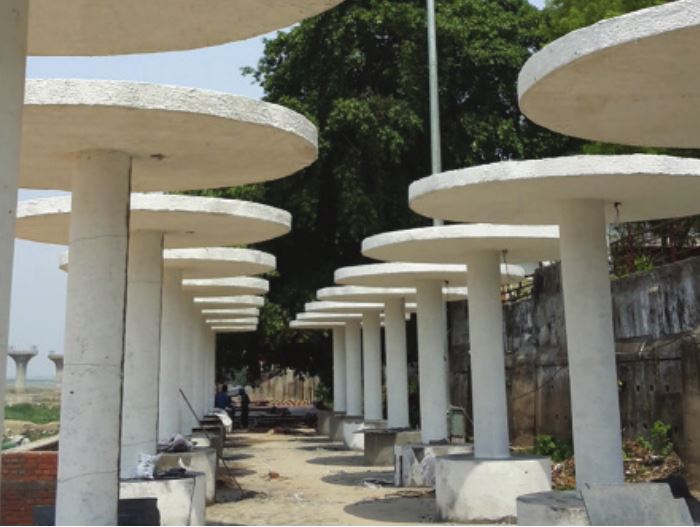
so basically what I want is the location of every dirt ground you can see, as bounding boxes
[206,429,445,526]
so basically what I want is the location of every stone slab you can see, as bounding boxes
[582,483,693,526]
[394,443,473,488]
[364,429,423,466]
[517,490,589,526]
[156,448,218,504]
[434,454,552,522]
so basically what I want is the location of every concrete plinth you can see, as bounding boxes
[191,430,222,458]
[156,448,217,504]
[364,429,422,466]
[120,473,206,526]
[329,412,346,442]
[342,416,365,451]
[434,454,551,522]
[394,443,473,488]
[517,491,589,526]
[317,410,332,436]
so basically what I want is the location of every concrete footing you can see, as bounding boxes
[317,410,332,436]
[157,447,217,504]
[341,416,365,451]
[517,491,589,525]
[364,429,422,466]
[120,473,206,526]
[329,412,345,442]
[394,443,473,487]
[434,454,551,522]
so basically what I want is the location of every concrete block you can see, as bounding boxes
[157,447,217,504]
[329,412,345,442]
[120,472,206,526]
[517,490,589,525]
[434,454,551,522]
[394,443,473,487]
[364,429,422,466]
[317,410,332,436]
[342,417,365,451]
[582,483,693,526]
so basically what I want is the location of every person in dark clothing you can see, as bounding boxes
[214,384,230,411]
[238,387,250,429]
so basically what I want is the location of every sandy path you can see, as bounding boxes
[206,430,444,526]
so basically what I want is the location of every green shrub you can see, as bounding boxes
[4,403,60,424]
[534,434,573,462]
[649,420,673,456]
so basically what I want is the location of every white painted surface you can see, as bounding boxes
[159,268,184,441]
[415,280,448,443]
[342,419,365,451]
[559,201,624,487]
[22,79,317,192]
[56,151,131,525]
[435,455,552,522]
[467,251,509,458]
[194,296,265,309]
[384,298,409,428]
[165,248,276,279]
[27,0,344,56]
[336,262,468,288]
[332,327,347,413]
[362,311,383,422]
[290,320,345,329]
[345,320,363,417]
[183,276,269,296]
[306,300,383,313]
[121,231,164,478]
[0,0,28,455]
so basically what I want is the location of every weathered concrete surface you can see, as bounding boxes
[156,448,217,504]
[329,412,346,442]
[317,410,332,436]
[363,429,422,466]
[342,417,365,451]
[120,473,206,526]
[517,491,589,526]
[434,454,551,522]
[394,443,473,488]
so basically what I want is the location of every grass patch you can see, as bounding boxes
[4,403,60,424]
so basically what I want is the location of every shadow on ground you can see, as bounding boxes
[321,470,394,487]
[306,454,367,467]
[297,444,347,453]
[343,490,439,524]
[222,453,254,461]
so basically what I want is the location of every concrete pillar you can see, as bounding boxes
[384,298,410,428]
[179,292,198,433]
[362,311,383,422]
[120,231,164,478]
[0,0,28,463]
[466,251,509,458]
[158,268,184,441]
[9,347,37,393]
[191,313,205,419]
[56,151,131,525]
[345,320,363,416]
[415,280,449,443]
[559,199,624,487]
[332,327,347,412]
[49,352,64,390]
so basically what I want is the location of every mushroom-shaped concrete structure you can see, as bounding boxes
[25,194,290,479]
[362,224,558,521]
[335,263,523,443]
[205,318,260,326]
[8,345,38,393]
[518,1,700,148]
[48,351,64,390]
[409,154,700,490]
[183,277,269,297]
[211,326,258,334]
[195,296,266,310]
[202,308,261,318]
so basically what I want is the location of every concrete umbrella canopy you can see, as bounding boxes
[408,154,700,492]
[211,326,258,334]
[361,224,559,521]
[205,318,260,326]
[17,193,288,478]
[518,0,700,148]
[183,277,270,297]
[201,308,261,318]
[334,262,523,443]
[317,285,466,430]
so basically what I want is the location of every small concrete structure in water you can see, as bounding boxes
[47,351,64,390]
[8,345,38,393]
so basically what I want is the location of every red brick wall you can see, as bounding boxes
[1,451,57,525]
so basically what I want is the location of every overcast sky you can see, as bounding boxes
[8,0,545,380]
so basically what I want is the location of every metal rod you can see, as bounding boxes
[426,0,444,226]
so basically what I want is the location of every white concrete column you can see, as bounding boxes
[158,268,184,441]
[209,331,217,408]
[0,0,28,465]
[415,280,449,443]
[56,151,131,526]
[362,311,383,422]
[332,327,347,412]
[467,252,510,458]
[49,354,64,390]
[559,200,624,487]
[384,298,410,429]
[179,292,198,433]
[191,312,205,419]
[120,231,164,478]
[9,353,34,393]
[345,320,363,416]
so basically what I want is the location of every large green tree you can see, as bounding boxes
[213,0,575,387]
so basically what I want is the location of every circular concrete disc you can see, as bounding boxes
[183,277,269,297]
[17,194,291,248]
[362,224,559,264]
[211,326,257,334]
[410,155,700,225]
[297,312,362,323]
[305,301,384,314]
[335,262,523,288]
[201,308,260,318]
[290,320,345,330]
[28,0,344,56]
[22,79,317,192]
[518,1,700,148]
[194,296,265,309]
[205,318,259,326]
[164,249,276,279]
[317,285,468,303]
